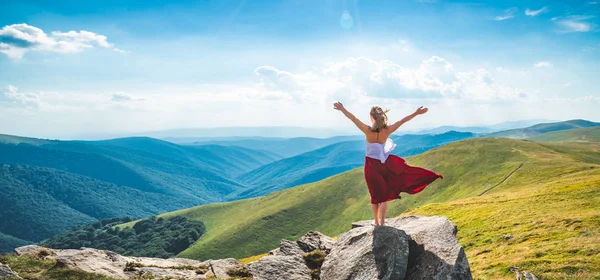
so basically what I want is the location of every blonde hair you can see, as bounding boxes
[370,106,389,132]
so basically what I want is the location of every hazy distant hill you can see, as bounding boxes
[408,119,554,135]
[183,135,364,158]
[485,119,600,139]
[135,126,355,139]
[234,131,474,198]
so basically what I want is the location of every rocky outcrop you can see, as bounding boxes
[352,215,472,280]
[14,244,44,256]
[297,231,336,254]
[0,263,22,279]
[248,255,312,280]
[12,215,472,280]
[15,246,244,279]
[320,226,410,280]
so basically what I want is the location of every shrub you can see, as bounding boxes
[303,250,327,269]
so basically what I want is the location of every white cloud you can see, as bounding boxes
[525,7,548,17]
[0,23,122,59]
[534,61,553,68]
[111,93,144,102]
[558,20,592,32]
[495,8,518,21]
[0,85,40,108]
[553,16,594,32]
[254,56,528,103]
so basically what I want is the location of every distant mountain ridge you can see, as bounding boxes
[233,131,475,199]
[485,119,600,139]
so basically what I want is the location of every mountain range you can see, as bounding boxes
[1,119,599,252]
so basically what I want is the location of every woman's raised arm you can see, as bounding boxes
[334,102,371,134]
[387,106,428,134]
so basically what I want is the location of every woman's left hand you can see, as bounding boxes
[415,106,428,115]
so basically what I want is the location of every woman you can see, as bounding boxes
[333,102,443,226]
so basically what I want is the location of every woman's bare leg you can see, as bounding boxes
[370,203,380,226]
[378,202,388,226]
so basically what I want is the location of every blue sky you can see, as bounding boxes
[1,0,599,138]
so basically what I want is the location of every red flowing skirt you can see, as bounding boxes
[364,155,443,204]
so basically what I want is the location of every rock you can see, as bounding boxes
[33,246,245,280]
[248,255,311,280]
[504,234,514,241]
[320,226,409,280]
[14,245,44,256]
[268,248,280,255]
[0,264,22,279]
[53,248,131,279]
[200,258,247,279]
[297,231,336,254]
[278,239,305,256]
[353,215,472,280]
[523,271,539,280]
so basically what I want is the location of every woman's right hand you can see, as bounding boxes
[333,102,345,111]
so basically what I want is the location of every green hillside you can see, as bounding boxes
[486,119,600,139]
[0,232,30,252]
[0,164,198,243]
[115,137,599,265]
[235,131,474,199]
[530,127,600,143]
[0,134,281,251]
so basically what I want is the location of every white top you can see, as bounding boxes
[366,138,396,163]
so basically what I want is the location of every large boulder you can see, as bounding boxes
[278,239,305,256]
[248,255,312,280]
[0,264,22,279]
[320,226,410,280]
[353,215,472,280]
[297,231,336,254]
[14,245,44,256]
[13,246,246,280]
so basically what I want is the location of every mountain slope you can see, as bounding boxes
[486,119,600,139]
[0,232,30,252]
[529,127,600,143]
[234,131,474,198]
[0,134,282,250]
[113,137,600,263]
[0,164,199,244]
[0,135,281,201]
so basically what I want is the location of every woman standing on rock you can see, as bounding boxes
[333,102,443,226]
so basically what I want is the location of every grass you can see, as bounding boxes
[118,138,599,262]
[530,127,600,143]
[238,253,268,264]
[406,168,600,279]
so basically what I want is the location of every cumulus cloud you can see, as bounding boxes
[255,66,302,92]
[111,93,144,102]
[254,56,528,103]
[0,23,122,59]
[495,8,518,21]
[319,56,526,101]
[534,61,553,68]
[525,7,548,17]
[0,85,40,108]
